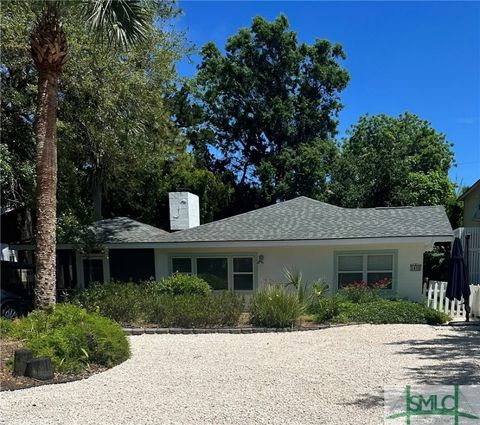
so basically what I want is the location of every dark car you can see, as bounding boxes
[1,260,34,319]
[1,289,25,319]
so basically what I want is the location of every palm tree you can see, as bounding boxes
[31,0,149,309]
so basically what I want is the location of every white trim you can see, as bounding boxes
[11,235,452,251]
[106,236,450,249]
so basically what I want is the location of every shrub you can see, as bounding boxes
[5,304,130,373]
[340,279,389,303]
[338,299,450,325]
[308,295,343,322]
[283,268,330,304]
[146,292,243,328]
[153,274,211,296]
[74,282,144,324]
[311,298,450,325]
[311,279,330,301]
[251,285,304,328]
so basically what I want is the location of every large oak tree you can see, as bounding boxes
[182,15,349,207]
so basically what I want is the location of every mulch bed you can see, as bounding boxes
[0,339,106,392]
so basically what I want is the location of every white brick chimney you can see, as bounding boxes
[169,192,200,230]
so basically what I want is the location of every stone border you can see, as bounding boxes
[123,321,466,335]
[123,325,331,335]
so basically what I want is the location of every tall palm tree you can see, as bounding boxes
[31,0,149,309]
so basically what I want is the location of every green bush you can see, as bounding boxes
[4,304,130,373]
[251,285,304,328]
[308,295,343,322]
[340,281,387,303]
[153,274,211,296]
[338,299,450,324]
[311,298,450,325]
[74,282,144,324]
[146,292,243,328]
[76,281,242,328]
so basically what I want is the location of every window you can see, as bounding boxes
[337,253,394,289]
[338,255,363,287]
[197,258,228,290]
[367,255,393,287]
[169,255,255,291]
[171,258,192,274]
[233,257,254,290]
[109,249,155,283]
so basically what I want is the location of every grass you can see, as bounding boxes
[250,285,304,328]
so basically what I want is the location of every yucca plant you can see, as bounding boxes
[283,267,309,304]
[28,0,150,309]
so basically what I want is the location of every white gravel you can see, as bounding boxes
[1,324,479,425]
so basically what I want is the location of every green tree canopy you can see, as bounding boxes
[331,113,456,212]
[1,1,228,239]
[182,14,349,205]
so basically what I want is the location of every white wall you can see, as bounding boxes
[155,241,429,302]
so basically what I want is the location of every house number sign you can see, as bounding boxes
[410,263,422,272]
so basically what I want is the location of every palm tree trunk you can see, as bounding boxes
[31,7,67,310]
[34,69,59,309]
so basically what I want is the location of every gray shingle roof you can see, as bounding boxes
[164,197,453,243]
[92,217,169,244]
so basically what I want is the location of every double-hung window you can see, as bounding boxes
[170,255,255,291]
[337,252,394,289]
[232,258,254,290]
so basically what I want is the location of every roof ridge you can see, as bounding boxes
[357,205,445,211]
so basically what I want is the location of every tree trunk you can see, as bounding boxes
[92,169,103,221]
[31,8,68,309]
[34,70,59,309]
[17,208,33,243]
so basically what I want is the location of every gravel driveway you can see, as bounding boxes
[1,324,479,425]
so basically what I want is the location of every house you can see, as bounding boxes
[458,179,480,227]
[13,192,453,302]
[454,178,480,284]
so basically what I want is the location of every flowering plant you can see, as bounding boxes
[341,278,391,303]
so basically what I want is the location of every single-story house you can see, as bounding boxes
[13,192,453,302]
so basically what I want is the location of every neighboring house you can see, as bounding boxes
[458,179,480,227]
[454,178,480,285]
[13,192,453,302]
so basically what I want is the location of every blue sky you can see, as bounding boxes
[175,1,480,188]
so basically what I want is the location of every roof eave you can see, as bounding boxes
[458,179,480,201]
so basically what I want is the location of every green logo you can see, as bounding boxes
[386,385,479,425]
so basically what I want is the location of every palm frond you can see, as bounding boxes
[82,0,149,48]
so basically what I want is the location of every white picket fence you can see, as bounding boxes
[426,281,480,320]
